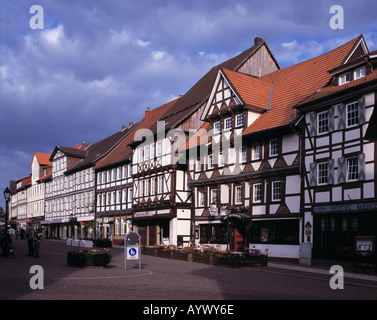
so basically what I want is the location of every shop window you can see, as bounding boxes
[200,223,227,244]
[251,220,299,244]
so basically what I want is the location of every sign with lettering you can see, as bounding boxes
[313,201,377,214]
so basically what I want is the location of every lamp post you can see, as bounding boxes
[226,205,231,253]
[3,187,10,234]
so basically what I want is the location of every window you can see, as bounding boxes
[150,177,156,195]
[157,176,164,194]
[235,185,242,204]
[317,111,329,134]
[139,148,144,163]
[156,141,162,157]
[272,181,281,201]
[208,154,214,169]
[196,157,202,171]
[214,121,221,134]
[317,162,328,185]
[198,190,205,207]
[139,180,144,197]
[123,189,127,203]
[354,67,366,80]
[270,139,279,157]
[236,114,244,127]
[346,102,359,127]
[122,165,128,178]
[253,183,262,203]
[150,143,155,159]
[218,152,225,167]
[145,179,150,196]
[252,144,260,160]
[117,190,121,204]
[241,147,247,163]
[339,72,350,85]
[144,145,150,161]
[224,118,232,131]
[347,157,359,181]
[210,189,218,205]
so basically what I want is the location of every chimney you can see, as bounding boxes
[81,142,90,150]
[74,144,80,149]
[145,107,151,120]
[129,122,134,128]
[122,125,127,131]
[254,37,264,47]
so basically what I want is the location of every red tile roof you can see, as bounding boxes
[221,68,273,111]
[242,35,362,135]
[297,69,377,106]
[33,152,52,166]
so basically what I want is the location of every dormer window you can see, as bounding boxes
[354,66,366,80]
[339,72,350,85]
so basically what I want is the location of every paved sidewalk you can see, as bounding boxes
[267,261,377,282]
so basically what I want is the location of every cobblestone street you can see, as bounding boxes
[1,238,377,304]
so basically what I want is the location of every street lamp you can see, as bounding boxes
[3,187,10,234]
[226,205,231,253]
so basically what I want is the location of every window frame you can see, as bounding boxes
[354,66,366,80]
[253,183,262,203]
[235,113,244,127]
[346,101,359,128]
[317,162,329,185]
[271,181,282,202]
[213,121,221,134]
[339,72,350,85]
[269,139,279,157]
[346,157,359,182]
[317,110,329,135]
[235,185,243,205]
[224,117,232,131]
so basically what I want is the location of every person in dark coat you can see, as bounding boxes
[33,230,41,258]
[26,226,34,256]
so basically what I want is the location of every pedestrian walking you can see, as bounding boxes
[33,230,42,258]
[25,226,34,257]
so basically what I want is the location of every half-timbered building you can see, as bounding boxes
[185,35,367,260]
[27,152,51,230]
[296,36,377,261]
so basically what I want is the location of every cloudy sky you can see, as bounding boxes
[0,0,376,208]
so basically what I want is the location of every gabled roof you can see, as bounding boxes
[31,152,51,168]
[49,146,87,162]
[160,38,279,131]
[95,98,179,170]
[242,35,363,136]
[64,126,135,175]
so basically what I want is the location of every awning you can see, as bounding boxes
[221,213,250,223]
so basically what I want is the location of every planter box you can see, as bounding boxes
[192,253,211,264]
[67,252,111,267]
[172,251,189,261]
[157,249,172,258]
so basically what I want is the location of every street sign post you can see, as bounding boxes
[124,231,141,271]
